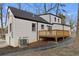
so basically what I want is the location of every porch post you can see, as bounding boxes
[37,22,39,41]
[55,30,58,43]
[63,24,64,40]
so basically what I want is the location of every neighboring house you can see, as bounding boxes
[6,7,71,47]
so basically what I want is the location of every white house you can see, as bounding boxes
[6,7,71,47]
[39,13,70,31]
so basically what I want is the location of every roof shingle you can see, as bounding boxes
[9,6,50,24]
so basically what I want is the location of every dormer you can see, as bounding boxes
[39,13,62,24]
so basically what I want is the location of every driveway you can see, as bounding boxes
[0,39,8,48]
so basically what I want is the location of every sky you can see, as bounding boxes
[0,3,78,28]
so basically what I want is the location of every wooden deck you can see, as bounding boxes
[39,30,70,42]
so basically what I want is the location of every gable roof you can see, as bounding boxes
[38,13,70,26]
[8,6,50,24]
[38,13,61,19]
[8,7,70,27]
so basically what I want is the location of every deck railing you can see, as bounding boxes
[39,30,69,38]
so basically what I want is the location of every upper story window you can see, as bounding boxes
[58,19,60,22]
[8,11,10,19]
[54,17,56,22]
[32,23,36,31]
[41,25,44,29]
[10,23,12,32]
[47,26,52,31]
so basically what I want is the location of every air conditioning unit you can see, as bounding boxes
[19,38,28,48]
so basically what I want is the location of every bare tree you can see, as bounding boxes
[52,3,66,15]
[72,4,79,48]
[44,3,47,14]
[35,4,41,15]
[58,13,66,24]
[18,3,21,10]
[27,3,54,15]
[43,3,54,14]
[75,4,79,45]
[0,4,4,39]
[23,4,55,15]
[35,3,66,15]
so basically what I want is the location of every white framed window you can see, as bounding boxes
[10,23,12,32]
[8,11,10,19]
[32,23,36,31]
[58,19,60,22]
[54,17,56,22]
[41,25,44,29]
[47,25,52,31]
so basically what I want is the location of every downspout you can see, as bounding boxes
[37,22,39,40]
[49,14,51,23]
[49,14,52,37]
[0,4,4,40]
[63,24,64,40]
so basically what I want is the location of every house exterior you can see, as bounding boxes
[39,13,70,32]
[6,7,71,47]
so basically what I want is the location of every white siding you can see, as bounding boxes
[7,9,38,47]
[40,14,61,24]
[52,24,70,31]
[52,24,63,30]
[38,23,50,31]
[13,18,38,47]
[6,9,71,47]
[64,26,70,31]
[6,9,15,46]
[51,15,61,24]
[40,15,50,23]
[52,24,71,35]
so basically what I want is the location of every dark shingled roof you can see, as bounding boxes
[51,23,70,27]
[9,6,50,24]
[8,7,70,27]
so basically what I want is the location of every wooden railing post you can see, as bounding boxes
[45,31,47,36]
[63,25,64,40]
[55,30,58,43]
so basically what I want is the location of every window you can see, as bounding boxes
[58,19,60,22]
[32,23,36,31]
[9,37,11,45]
[41,25,44,29]
[54,17,56,22]
[8,11,10,19]
[10,23,12,32]
[47,26,52,31]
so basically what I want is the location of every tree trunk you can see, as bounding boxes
[73,4,79,48]
[0,4,4,39]
[36,4,40,15]
[18,3,21,10]
[44,3,46,14]
[56,3,59,15]
[76,4,79,41]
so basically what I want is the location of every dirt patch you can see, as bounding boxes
[0,36,75,56]
[0,46,26,55]
[27,40,56,48]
